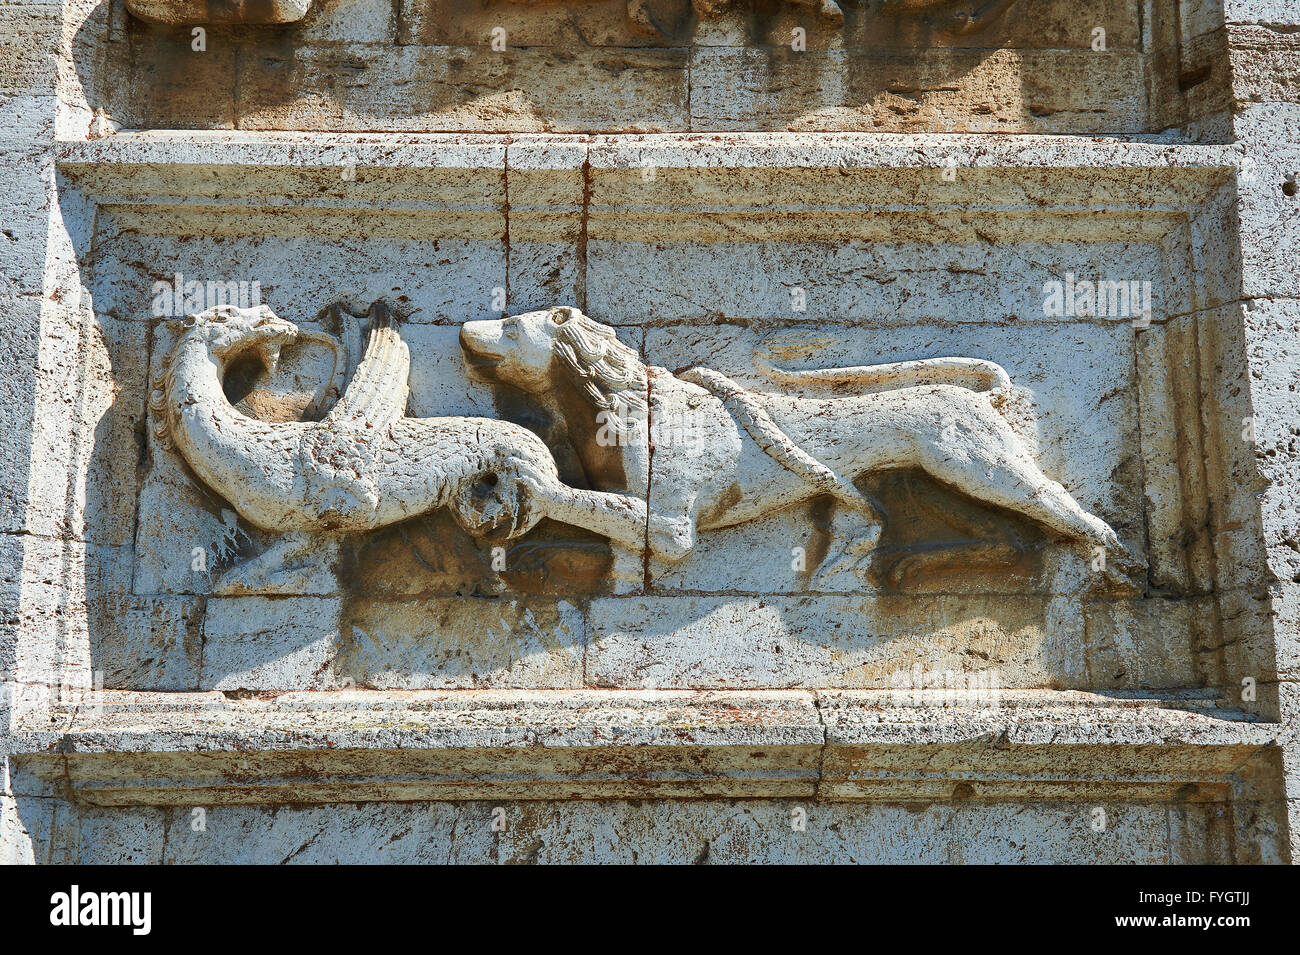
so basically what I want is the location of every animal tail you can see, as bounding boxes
[678,366,884,532]
[754,349,1012,396]
[752,332,1028,439]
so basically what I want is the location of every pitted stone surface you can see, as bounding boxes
[2,0,1297,864]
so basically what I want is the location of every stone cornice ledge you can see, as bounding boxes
[56,131,1249,171]
[54,133,1241,244]
[6,690,1285,806]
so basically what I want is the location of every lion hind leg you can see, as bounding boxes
[811,510,883,586]
[1028,479,1122,551]
[920,443,1120,552]
[921,452,1142,592]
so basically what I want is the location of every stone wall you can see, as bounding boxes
[2,0,1298,864]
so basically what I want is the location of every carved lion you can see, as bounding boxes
[460,306,1129,581]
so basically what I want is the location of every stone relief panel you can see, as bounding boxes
[70,171,1255,698]
[10,0,1290,865]
[82,0,1228,135]
[49,141,1266,705]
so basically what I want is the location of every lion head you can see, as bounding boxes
[460,306,648,430]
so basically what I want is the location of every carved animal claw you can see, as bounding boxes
[213,531,340,597]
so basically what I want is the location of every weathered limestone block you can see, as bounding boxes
[94,229,509,324]
[1231,106,1300,302]
[235,44,691,133]
[92,596,204,690]
[0,149,54,300]
[102,0,1203,135]
[1228,23,1300,103]
[75,805,164,864]
[0,5,61,97]
[0,297,42,536]
[125,26,238,129]
[7,535,131,693]
[70,798,1224,864]
[1,792,78,865]
[690,46,1148,134]
[586,593,1069,689]
[296,0,395,43]
[332,597,586,689]
[22,306,146,547]
[200,595,342,690]
[589,239,1169,325]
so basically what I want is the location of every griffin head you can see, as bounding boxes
[180,304,301,370]
[149,305,302,452]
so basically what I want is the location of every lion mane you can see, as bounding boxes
[550,310,648,432]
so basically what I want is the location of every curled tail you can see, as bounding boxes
[753,329,1010,395]
[677,366,884,529]
[754,349,1012,394]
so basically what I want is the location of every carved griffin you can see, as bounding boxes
[152,303,557,594]
[460,306,1131,583]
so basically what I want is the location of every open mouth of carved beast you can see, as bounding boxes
[461,353,504,384]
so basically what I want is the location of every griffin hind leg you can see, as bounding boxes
[214,530,342,596]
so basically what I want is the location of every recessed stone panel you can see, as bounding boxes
[56,151,1254,698]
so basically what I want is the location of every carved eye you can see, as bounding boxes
[551,308,569,325]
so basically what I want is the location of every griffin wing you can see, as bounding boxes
[299,302,410,523]
[321,301,410,434]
